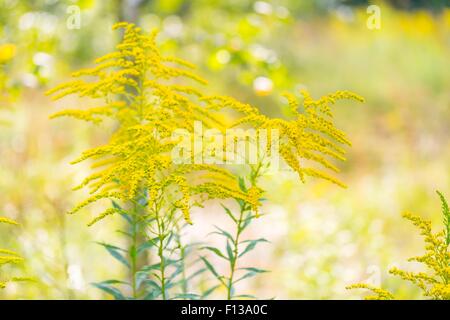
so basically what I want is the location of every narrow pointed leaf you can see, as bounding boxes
[202,246,227,260]
[200,256,225,285]
[92,282,125,300]
[202,285,221,298]
[221,204,236,222]
[226,240,235,264]
[97,242,130,268]
[239,238,269,258]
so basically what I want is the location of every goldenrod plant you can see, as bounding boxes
[47,21,362,299]
[348,191,450,300]
[47,22,262,299]
[0,1,447,302]
[200,165,269,299]
[199,83,363,299]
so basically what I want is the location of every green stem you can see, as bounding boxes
[130,202,138,299]
[155,210,167,300]
[227,203,245,300]
[176,227,188,296]
[227,163,263,299]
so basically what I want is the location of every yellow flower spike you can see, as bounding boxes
[0,249,20,256]
[247,186,263,217]
[204,88,362,187]
[0,277,35,290]
[0,255,24,265]
[282,92,300,116]
[0,216,28,289]
[87,208,118,227]
[346,283,395,300]
[0,217,19,225]
[349,191,450,300]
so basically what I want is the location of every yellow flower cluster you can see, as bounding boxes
[348,191,450,300]
[346,283,394,300]
[390,202,449,300]
[0,43,16,112]
[47,22,258,225]
[0,217,25,289]
[203,89,364,187]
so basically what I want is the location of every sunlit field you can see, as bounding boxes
[0,0,449,300]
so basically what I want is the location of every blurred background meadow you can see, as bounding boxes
[0,0,449,299]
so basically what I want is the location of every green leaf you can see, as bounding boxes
[143,282,162,300]
[97,242,130,268]
[226,240,235,264]
[143,279,161,291]
[202,246,227,260]
[112,201,131,224]
[234,294,257,299]
[238,177,247,192]
[221,204,236,222]
[163,231,175,250]
[129,245,137,261]
[236,198,246,210]
[167,264,184,282]
[92,282,126,300]
[240,213,256,232]
[137,237,158,255]
[239,238,269,258]
[152,272,162,282]
[235,272,257,283]
[185,241,203,249]
[100,279,129,286]
[186,267,206,282]
[111,200,122,210]
[164,258,180,267]
[437,190,450,245]
[140,262,161,272]
[212,225,235,244]
[202,285,221,298]
[165,280,176,290]
[200,256,225,285]
[140,259,179,287]
[115,230,132,238]
[235,268,268,283]
[137,196,148,207]
[172,293,200,300]
[239,267,268,273]
[135,271,148,290]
